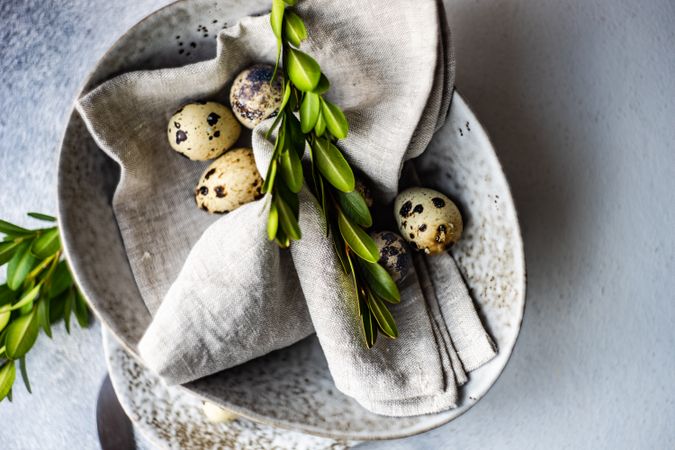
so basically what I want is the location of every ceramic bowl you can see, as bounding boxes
[57,0,525,441]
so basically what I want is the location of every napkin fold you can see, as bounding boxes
[77,0,496,417]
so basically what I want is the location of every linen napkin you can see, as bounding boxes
[77,0,496,417]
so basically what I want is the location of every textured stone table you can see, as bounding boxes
[1,0,673,449]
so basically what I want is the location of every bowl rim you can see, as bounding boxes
[57,0,527,441]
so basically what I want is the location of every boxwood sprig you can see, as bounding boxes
[0,213,89,403]
[264,0,401,348]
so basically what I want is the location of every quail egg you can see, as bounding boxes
[371,231,412,283]
[394,187,463,254]
[355,178,374,207]
[195,148,264,214]
[202,402,238,423]
[229,64,283,129]
[167,101,241,160]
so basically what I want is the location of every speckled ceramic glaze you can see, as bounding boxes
[103,328,352,449]
[57,0,525,442]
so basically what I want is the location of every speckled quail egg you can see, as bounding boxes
[229,64,283,129]
[371,231,412,283]
[195,148,264,214]
[167,101,241,160]
[394,187,463,254]
[202,402,238,423]
[355,178,374,207]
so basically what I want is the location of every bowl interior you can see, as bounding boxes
[58,0,525,441]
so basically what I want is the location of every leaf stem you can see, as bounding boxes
[25,251,60,283]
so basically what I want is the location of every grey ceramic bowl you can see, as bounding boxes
[57,0,525,441]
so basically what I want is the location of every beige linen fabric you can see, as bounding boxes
[77,0,496,416]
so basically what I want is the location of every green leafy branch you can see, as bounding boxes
[264,0,400,348]
[0,214,89,403]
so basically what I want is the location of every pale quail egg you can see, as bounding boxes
[202,401,238,423]
[195,148,264,214]
[167,101,241,160]
[394,187,463,254]
[229,64,283,129]
[371,231,412,283]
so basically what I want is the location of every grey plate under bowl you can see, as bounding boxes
[57,0,525,441]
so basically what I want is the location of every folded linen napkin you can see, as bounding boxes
[77,0,496,416]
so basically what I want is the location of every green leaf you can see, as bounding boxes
[74,290,90,328]
[3,284,41,312]
[0,220,31,237]
[0,285,16,307]
[367,292,398,339]
[276,115,287,154]
[336,190,372,228]
[262,159,278,194]
[64,289,74,334]
[345,249,360,302]
[312,74,330,94]
[280,144,304,193]
[329,212,349,272]
[313,139,355,192]
[276,180,300,217]
[300,92,320,133]
[314,110,326,136]
[279,80,292,113]
[287,47,321,92]
[282,0,297,5]
[5,310,39,359]
[286,113,306,157]
[270,0,285,80]
[0,311,9,333]
[37,297,51,338]
[7,242,36,291]
[19,302,33,316]
[265,106,285,140]
[359,260,401,303]
[321,99,349,139]
[27,212,56,222]
[270,0,285,39]
[275,196,302,241]
[284,11,307,47]
[337,211,379,263]
[0,361,16,402]
[370,314,379,346]
[49,260,73,298]
[360,296,377,348]
[49,291,67,324]
[275,225,290,248]
[19,356,31,393]
[0,240,21,266]
[267,201,279,241]
[0,316,8,341]
[31,228,60,259]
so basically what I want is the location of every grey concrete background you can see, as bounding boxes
[1,0,673,449]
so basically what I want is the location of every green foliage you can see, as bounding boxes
[337,212,379,263]
[286,48,322,92]
[284,11,307,47]
[266,0,400,347]
[0,213,89,403]
[336,190,372,228]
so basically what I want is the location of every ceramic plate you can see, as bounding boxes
[58,0,525,441]
[102,327,353,449]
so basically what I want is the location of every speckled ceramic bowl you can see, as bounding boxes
[57,0,525,441]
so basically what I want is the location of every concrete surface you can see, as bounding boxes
[0,0,673,449]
